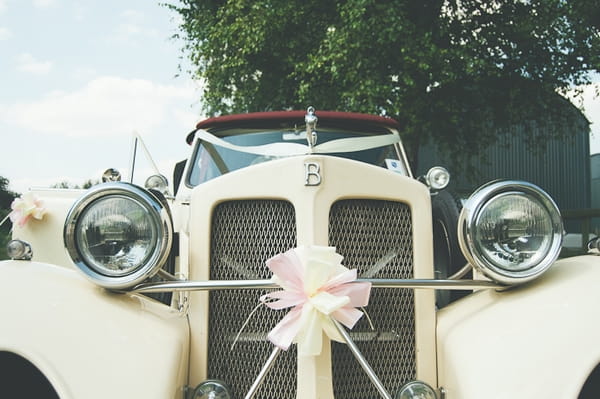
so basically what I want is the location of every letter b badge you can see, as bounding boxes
[304,162,321,186]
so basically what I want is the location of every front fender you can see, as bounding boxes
[0,260,189,399]
[437,255,600,398]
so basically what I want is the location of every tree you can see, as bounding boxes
[168,0,600,169]
[50,179,99,189]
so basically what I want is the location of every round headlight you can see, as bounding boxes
[425,166,450,190]
[458,181,563,285]
[64,183,172,290]
[396,381,438,399]
[192,380,231,399]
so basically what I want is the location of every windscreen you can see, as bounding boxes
[187,128,404,186]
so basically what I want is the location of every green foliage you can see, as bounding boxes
[168,0,599,167]
[50,179,99,189]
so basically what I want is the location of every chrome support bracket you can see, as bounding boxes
[333,319,393,399]
[244,347,282,399]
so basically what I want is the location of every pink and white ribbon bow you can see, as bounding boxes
[261,246,371,357]
[9,193,46,227]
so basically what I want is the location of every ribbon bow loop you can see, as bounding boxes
[9,193,46,227]
[261,246,371,356]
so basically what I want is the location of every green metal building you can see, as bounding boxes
[417,97,591,234]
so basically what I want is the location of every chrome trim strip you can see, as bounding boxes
[129,278,502,294]
[358,278,502,289]
[333,320,392,399]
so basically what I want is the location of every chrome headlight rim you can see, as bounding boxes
[64,182,173,290]
[458,180,563,285]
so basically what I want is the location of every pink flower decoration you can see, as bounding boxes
[9,192,46,227]
[261,246,371,356]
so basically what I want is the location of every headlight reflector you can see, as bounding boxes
[192,380,231,399]
[64,183,172,289]
[458,181,563,285]
[425,166,450,190]
[396,380,438,399]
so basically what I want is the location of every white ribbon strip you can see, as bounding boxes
[194,129,400,157]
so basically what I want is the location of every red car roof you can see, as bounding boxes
[187,110,400,144]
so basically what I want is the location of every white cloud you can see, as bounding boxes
[16,53,53,75]
[32,0,56,8]
[0,27,10,40]
[564,83,600,154]
[108,8,159,44]
[581,85,600,154]
[1,76,200,138]
[120,9,145,20]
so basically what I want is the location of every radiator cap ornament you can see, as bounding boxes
[305,106,318,148]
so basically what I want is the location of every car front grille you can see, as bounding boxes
[329,199,415,398]
[208,200,298,399]
[207,198,415,398]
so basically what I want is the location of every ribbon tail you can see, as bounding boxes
[296,308,324,357]
[332,307,364,329]
[267,307,303,351]
[321,316,345,343]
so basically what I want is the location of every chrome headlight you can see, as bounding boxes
[64,183,173,290]
[425,166,450,190]
[458,181,563,285]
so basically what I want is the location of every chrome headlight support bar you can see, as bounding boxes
[128,277,503,294]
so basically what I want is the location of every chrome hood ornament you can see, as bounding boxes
[305,106,318,149]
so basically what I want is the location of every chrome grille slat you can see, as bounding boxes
[208,200,297,399]
[329,199,415,398]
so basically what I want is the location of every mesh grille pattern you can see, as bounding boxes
[329,199,415,398]
[208,200,297,399]
[207,198,415,398]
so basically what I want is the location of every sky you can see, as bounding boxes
[0,0,203,194]
[1,0,599,195]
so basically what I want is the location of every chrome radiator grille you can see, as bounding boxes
[207,198,414,398]
[329,199,415,398]
[208,200,298,399]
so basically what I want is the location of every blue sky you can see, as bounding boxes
[1,0,203,193]
[1,0,599,194]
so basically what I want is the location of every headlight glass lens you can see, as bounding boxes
[396,381,438,399]
[473,192,553,272]
[64,183,172,289]
[459,181,563,285]
[76,196,157,276]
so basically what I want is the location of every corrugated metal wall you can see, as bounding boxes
[592,153,600,231]
[417,104,591,233]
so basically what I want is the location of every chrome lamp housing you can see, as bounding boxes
[64,182,173,290]
[458,180,563,285]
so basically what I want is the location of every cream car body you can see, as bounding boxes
[1,109,598,399]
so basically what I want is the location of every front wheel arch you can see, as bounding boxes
[431,190,469,307]
[579,363,600,398]
[0,351,59,398]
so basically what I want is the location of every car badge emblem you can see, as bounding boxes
[304,162,321,186]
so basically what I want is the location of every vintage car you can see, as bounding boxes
[1,107,599,399]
